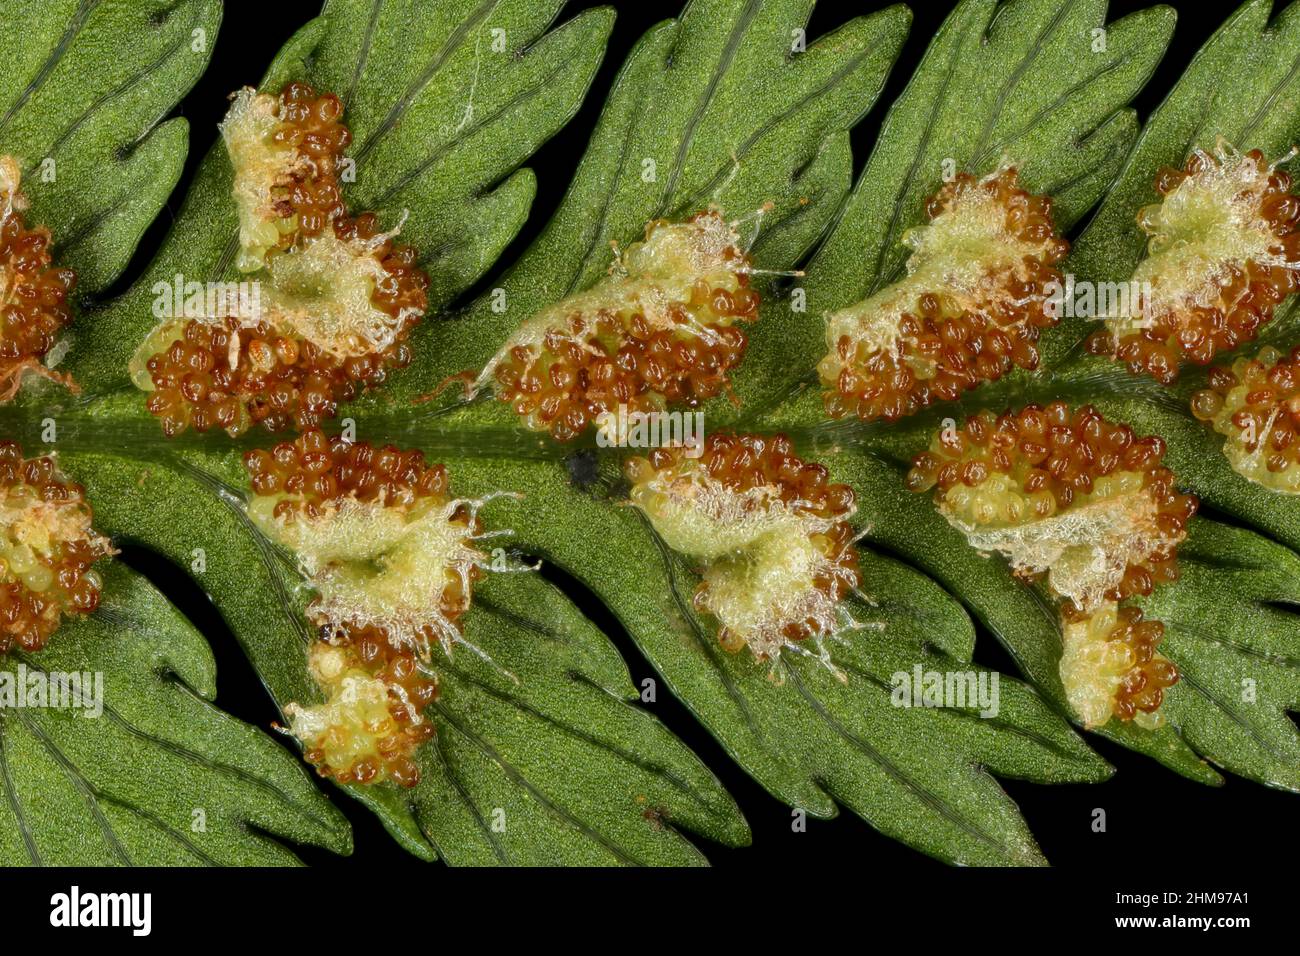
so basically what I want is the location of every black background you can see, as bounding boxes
[111,0,1298,874]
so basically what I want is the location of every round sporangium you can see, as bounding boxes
[244,429,494,787]
[1192,344,1300,492]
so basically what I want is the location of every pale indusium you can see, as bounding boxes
[819,166,1068,422]
[1,155,106,656]
[1088,142,1300,382]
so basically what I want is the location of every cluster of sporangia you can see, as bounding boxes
[474,210,759,441]
[907,404,1197,728]
[131,82,430,437]
[0,442,113,655]
[818,165,1069,422]
[625,433,861,666]
[1067,137,1300,496]
[0,155,77,399]
[1157,146,1300,494]
[244,429,484,788]
[1087,142,1300,383]
[0,159,108,657]
[1192,346,1300,491]
[122,80,479,789]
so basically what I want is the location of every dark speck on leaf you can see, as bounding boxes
[566,449,600,490]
